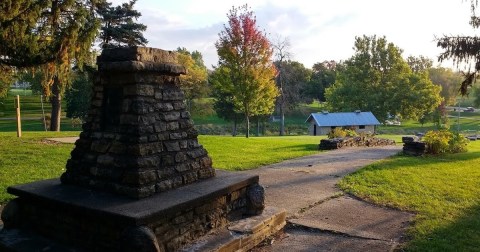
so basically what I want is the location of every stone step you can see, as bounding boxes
[181,206,286,252]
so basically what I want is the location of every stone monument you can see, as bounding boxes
[0,47,285,251]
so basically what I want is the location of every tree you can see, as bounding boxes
[176,48,209,112]
[325,35,442,122]
[0,0,103,131]
[98,0,147,48]
[429,67,463,106]
[306,61,340,102]
[437,0,480,95]
[209,66,243,136]
[406,55,433,73]
[473,85,480,107]
[65,67,95,120]
[274,60,311,117]
[272,35,291,136]
[215,5,279,138]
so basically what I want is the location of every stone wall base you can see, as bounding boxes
[180,206,286,252]
[0,171,264,251]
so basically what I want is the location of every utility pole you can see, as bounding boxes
[15,95,22,137]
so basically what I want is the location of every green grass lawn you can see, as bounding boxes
[0,132,324,205]
[339,141,480,251]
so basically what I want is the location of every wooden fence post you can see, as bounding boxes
[15,95,22,137]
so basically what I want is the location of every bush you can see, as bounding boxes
[448,132,469,153]
[423,130,469,154]
[344,129,358,137]
[328,128,347,139]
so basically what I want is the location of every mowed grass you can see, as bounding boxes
[0,131,80,205]
[0,132,323,205]
[200,135,321,170]
[339,140,480,251]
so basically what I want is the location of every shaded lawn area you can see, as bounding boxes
[339,141,480,251]
[0,132,323,205]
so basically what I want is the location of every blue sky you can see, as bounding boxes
[111,0,476,69]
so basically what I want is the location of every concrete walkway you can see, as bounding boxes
[243,145,413,252]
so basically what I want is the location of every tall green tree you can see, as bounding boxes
[65,66,95,120]
[210,66,243,136]
[176,48,209,112]
[306,61,340,102]
[98,0,147,48]
[326,35,442,122]
[0,0,103,131]
[215,5,279,138]
[274,61,311,109]
[429,67,463,106]
[437,0,480,95]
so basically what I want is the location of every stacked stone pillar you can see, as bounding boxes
[61,47,215,198]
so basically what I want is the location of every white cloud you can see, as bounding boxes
[107,0,479,69]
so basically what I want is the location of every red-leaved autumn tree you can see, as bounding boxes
[215,4,278,138]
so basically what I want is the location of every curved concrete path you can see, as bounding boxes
[243,145,413,252]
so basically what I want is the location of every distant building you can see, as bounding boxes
[306,111,380,136]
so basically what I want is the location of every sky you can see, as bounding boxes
[110,0,478,69]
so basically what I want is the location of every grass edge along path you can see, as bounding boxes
[338,141,480,251]
[0,133,323,205]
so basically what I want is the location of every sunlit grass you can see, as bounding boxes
[339,141,480,251]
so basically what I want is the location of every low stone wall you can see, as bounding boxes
[319,137,396,150]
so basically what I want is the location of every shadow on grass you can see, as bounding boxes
[357,148,480,173]
[270,144,319,152]
[404,203,480,251]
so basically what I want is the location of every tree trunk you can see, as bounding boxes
[280,102,285,136]
[245,113,250,138]
[50,77,62,131]
[232,115,237,137]
[262,118,266,135]
[256,117,260,137]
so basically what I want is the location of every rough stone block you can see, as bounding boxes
[166,122,179,131]
[179,119,193,129]
[175,152,187,163]
[124,84,155,97]
[175,163,190,173]
[97,154,115,166]
[91,140,110,153]
[181,111,190,119]
[155,179,172,192]
[173,102,186,110]
[154,122,167,132]
[161,155,175,166]
[179,140,188,149]
[157,167,175,180]
[164,141,180,152]
[182,172,198,184]
[170,132,184,140]
[155,103,174,111]
[109,142,127,154]
[163,112,181,121]
[198,169,215,179]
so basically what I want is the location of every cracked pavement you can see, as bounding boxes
[243,145,413,252]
